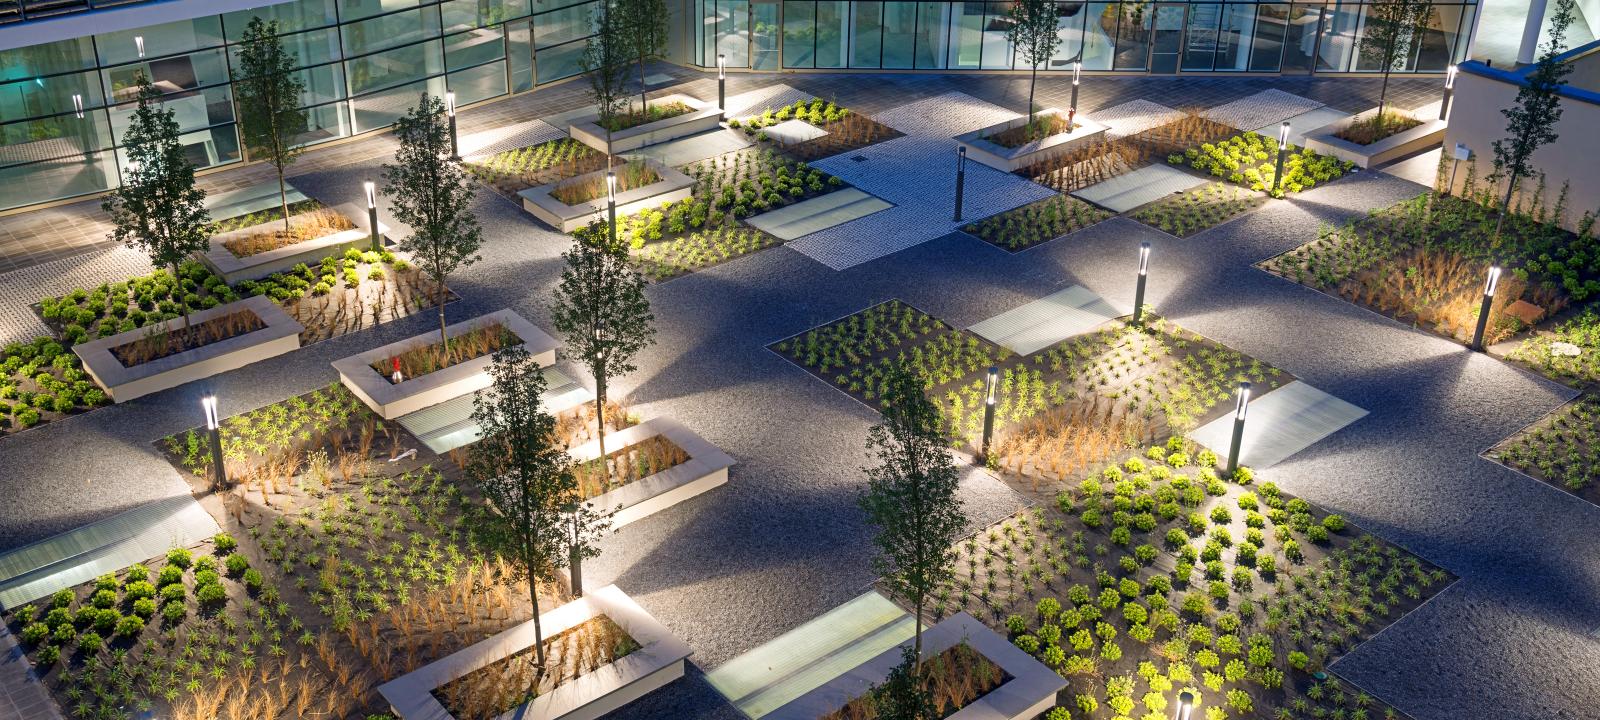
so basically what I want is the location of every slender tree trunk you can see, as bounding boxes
[595,371,607,465]
[529,577,546,666]
[277,159,291,235]
[570,513,584,597]
[1494,172,1520,241]
[639,54,648,108]
[1377,66,1392,136]
[912,611,923,676]
[1028,67,1038,126]
[437,272,449,353]
[174,263,190,331]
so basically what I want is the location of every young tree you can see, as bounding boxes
[1005,0,1062,126]
[583,0,632,162]
[617,0,669,109]
[871,646,935,720]
[860,364,966,673]
[102,74,212,329]
[469,344,573,666]
[1491,0,1577,236]
[1358,0,1433,136]
[234,17,308,234]
[552,222,655,464]
[382,93,482,348]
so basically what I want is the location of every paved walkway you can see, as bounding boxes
[0,625,61,720]
[0,71,1567,720]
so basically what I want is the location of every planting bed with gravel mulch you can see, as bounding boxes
[1129,182,1269,238]
[146,383,644,716]
[962,195,1114,252]
[935,437,1449,720]
[769,300,1289,464]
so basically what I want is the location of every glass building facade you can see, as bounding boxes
[0,0,1475,212]
[0,0,603,211]
[694,0,1475,74]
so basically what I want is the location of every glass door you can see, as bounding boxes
[1150,3,1186,73]
[752,0,780,69]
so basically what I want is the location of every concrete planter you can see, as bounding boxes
[519,159,695,233]
[1303,106,1446,169]
[956,109,1109,172]
[332,309,558,420]
[567,417,734,529]
[765,611,1066,720]
[73,295,302,403]
[198,203,385,284]
[568,94,724,155]
[377,584,691,720]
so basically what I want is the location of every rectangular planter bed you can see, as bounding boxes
[1303,106,1447,169]
[765,611,1066,720]
[567,94,725,155]
[955,108,1109,173]
[198,202,386,284]
[519,159,694,233]
[377,584,691,720]
[73,295,303,403]
[332,309,558,420]
[567,416,734,530]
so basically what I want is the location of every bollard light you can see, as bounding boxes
[1071,61,1081,113]
[953,146,967,222]
[1133,241,1151,325]
[1174,691,1195,720]
[1272,121,1291,194]
[201,394,227,489]
[72,94,83,119]
[605,171,619,245]
[364,181,380,250]
[1440,64,1458,121]
[1470,265,1501,351]
[981,366,999,465]
[1226,381,1251,475]
[445,91,460,159]
[717,53,727,110]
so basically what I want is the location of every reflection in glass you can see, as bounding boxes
[446,25,507,69]
[0,151,120,211]
[508,19,535,92]
[915,1,950,68]
[1052,2,1090,69]
[449,61,508,104]
[1317,2,1359,71]
[535,39,586,82]
[1282,3,1323,72]
[852,1,884,67]
[784,1,817,67]
[223,0,338,39]
[950,1,984,68]
[753,2,782,70]
[351,77,445,132]
[346,40,444,96]
[1249,3,1289,71]
[983,2,1015,68]
[882,2,918,68]
[342,7,442,56]
[1112,1,1151,69]
[1215,3,1257,70]
[1081,2,1117,69]
[0,38,97,83]
[97,17,226,66]
[816,1,849,67]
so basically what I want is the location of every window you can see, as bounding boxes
[915,1,949,68]
[446,25,507,69]
[346,40,444,95]
[223,0,338,39]
[97,17,225,67]
[851,1,884,66]
[342,7,442,56]
[882,2,918,68]
[784,1,817,67]
[1248,3,1289,71]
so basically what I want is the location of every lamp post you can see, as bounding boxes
[1471,265,1501,351]
[445,91,459,160]
[1174,691,1195,720]
[605,171,619,246]
[981,366,998,465]
[1070,61,1081,116]
[202,394,227,490]
[1133,241,1151,326]
[1272,121,1290,194]
[717,53,727,110]
[364,181,380,251]
[1225,382,1251,476]
[953,146,967,222]
[1439,64,1458,121]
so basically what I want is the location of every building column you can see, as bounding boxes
[1518,0,1551,65]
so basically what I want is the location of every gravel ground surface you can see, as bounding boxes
[0,76,1595,720]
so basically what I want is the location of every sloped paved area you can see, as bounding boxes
[1090,98,1186,138]
[1202,88,1326,131]
[872,91,1020,137]
[968,284,1123,355]
[1188,380,1369,469]
[0,246,153,345]
[1071,162,1208,213]
[0,626,60,720]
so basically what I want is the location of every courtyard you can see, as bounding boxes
[0,38,1597,720]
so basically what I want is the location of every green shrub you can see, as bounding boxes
[93,609,119,634]
[162,601,186,624]
[19,622,49,645]
[157,565,184,587]
[89,589,116,609]
[114,614,144,638]
[213,532,237,553]
[35,644,59,666]
[78,631,102,654]
[132,597,156,619]
[243,568,264,590]
[225,553,249,576]
[166,548,193,569]
[194,569,220,587]
[160,583,185,602]
[195,582,226,604]
[124,580,155,601]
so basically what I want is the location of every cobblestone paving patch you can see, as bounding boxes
[725,84,817,120]
[461,118,566,159]
[871,91,1020,137]
[1202,88,1325,131]
[0,247,153,346]
[1090,98,1186,139]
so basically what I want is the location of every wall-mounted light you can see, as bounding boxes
[72,94,84,119]
[134,36,145,59]
[444,91,456,117]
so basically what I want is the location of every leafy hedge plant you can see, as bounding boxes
[0,336,106,431]
[1170,132,1352,198]
[729,98,848,133]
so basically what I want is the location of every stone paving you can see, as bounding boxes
[0,69,1580,720]
[1201,88,1327,131]
[0,246,153,346]
[1089,98,1187,138]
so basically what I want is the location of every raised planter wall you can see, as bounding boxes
[519,159,695,233]
[567,417,734,529]
[331,309,558,420]
[955,108,1110,172]
[765,611,1067,720]
[377,584,691,720]
[568,94,725,155]
[73,295,303,403]
[1303,104,1447,169]
[199,204,385,284]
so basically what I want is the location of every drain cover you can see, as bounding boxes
[851,155,868,162]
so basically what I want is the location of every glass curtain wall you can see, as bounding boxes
[706,0,1473,75]
[0,0,599,211]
